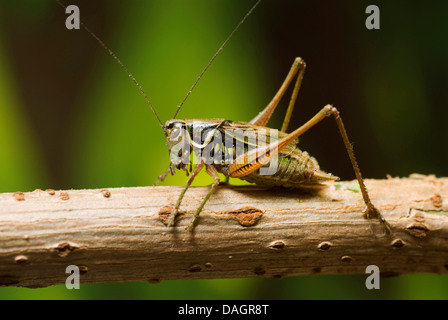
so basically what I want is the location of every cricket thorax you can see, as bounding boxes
[165,119,275,165]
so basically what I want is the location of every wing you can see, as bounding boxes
[218,120,300,156]
[218,120,284,145]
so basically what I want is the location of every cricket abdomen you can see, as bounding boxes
[236,146,338,188]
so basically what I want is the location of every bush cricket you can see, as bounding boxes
[59,0,390,233]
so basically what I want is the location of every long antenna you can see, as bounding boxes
[56,0,164,129]
[172,0,263,119]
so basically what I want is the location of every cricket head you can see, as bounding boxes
[164,119,191,174]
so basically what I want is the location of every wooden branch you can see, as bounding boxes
[1,175,448,288]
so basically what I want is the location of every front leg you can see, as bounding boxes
[187,165,221,231]
[167,160,205,227]
[154,166,171,186]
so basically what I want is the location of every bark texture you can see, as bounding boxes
[0,174,447,288]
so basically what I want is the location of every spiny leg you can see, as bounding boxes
[230,105,391,234]
[328,107,391,234]
[250,57,306,131]
[167,160,205,227]
[281,59,306,133]
[187,165,221,232]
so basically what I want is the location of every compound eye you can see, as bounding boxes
[170,127,181,140]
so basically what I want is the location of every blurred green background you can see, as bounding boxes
[0,0,447,299]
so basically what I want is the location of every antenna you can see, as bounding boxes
[172,0,263,119]
[56,0,164,129]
